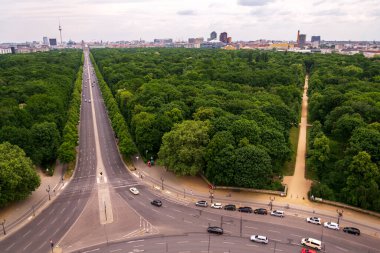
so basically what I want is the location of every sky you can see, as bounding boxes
[1,0,379,42]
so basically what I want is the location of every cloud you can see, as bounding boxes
[238,0,274,6]
[312,9,346,16]
[177,10,197,15]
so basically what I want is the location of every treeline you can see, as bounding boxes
[307,54,380,211]
[0,50,83,168]
[92,48,305,189]
[89,53,137,157]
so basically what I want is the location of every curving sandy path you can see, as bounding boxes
[282,75,312,203]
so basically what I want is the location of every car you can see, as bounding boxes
[301,248,317,253]
[88,99,91,103]
[301,238,322,250]
[151,199,162,207]
[207,226,223,235]
[254,208,268,215]
[324,221,339,230]
[306,217,321,225]
[250,235,269,244]
[211,203,223,209]
[343,227,360,235]
[238,207,253,213]
[129,187,139,195]
[224,204,236,211]
[270,210,284,217]
[195,200,208,207]
[84,99,87,102]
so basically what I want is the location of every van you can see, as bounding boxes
[301,238,322,250]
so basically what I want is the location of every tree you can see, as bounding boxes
[233,145,272,189]
[228,119,261,145]
[158,120,210,176]
[0,142,40,207]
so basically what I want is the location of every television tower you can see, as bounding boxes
[59,20,63,45]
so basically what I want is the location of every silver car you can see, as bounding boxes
[250,235,269,244]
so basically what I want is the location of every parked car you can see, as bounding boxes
[129,187,139,195]
[343,227,360,235]
[151,199,162,207]
[195,200,208,207]
[224,204,236,211]
[301,238,322,251]
[324,221,339,230]
[211,203,223,209]
[301,248,317,253]
[250,235,269,244]
[306,217,321,225]
[238,207,253,213]
[207,226,223,235]
[270,210,284,217]
[254,208,268,215]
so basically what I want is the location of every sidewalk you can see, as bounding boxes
[132,156,380,238]
[0,161,66,238]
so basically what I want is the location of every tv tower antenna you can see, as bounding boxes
[59,19,63,45]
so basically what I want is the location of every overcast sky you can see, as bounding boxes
[1,0,379,42]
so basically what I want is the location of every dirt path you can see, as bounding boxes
[283,75,312,203]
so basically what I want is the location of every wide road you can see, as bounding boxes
[0,51,97,253]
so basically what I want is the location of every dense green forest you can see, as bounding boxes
[0,50,82,168]
[307,54,380,211]
[92,48,306,189]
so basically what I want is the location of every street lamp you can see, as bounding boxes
[209,189,214,204]
[50,239,54,253]
[46,185,51,201]
[145,150,148,159]
[160,176,164,190]
[336,209,344,225]
[1,219,6,235]
[269,196,275,211]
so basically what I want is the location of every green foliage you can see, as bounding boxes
[0,142,40,207]
[158,120,210,176]
[92,48,305,189]
[307,52,380,211]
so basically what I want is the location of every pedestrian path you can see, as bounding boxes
[0,161,66,238]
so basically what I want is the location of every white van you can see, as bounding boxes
[301,238,322,250]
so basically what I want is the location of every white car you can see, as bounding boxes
[270,210,284,217]
[324,221,339,230]
[129,187,139,195]
[211,203,223,209]
[250,235,269,244]
[306,217,321,225]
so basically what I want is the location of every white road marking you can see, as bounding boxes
[335,246,348,252]
[268,230,280,233]
[23,230,31,237]
[223,242,235,244]
[133,245,144,248]
[271,239,282,242]
[177,241,189,244]
[290,234,303,238]
[245,226,256,229]
[207,218,217,222]
[200,241,208,243]
[127,239,145,244]
[246,244,258,247]
[155,243,165,245]
[83,249,100,253]
[37,228,46,237]
[110,249,122,252]
[23,242,32,251]
[172,209,182,213]
[270,248,283,252]
[166,214,175,219]
[6,242,15,251]
[184,220,192,224]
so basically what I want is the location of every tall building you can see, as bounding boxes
[296,30,300,45]
[311,36,321,48]
[58,21,63,44]
[227,37,232,43]
[209,31,217,41]
[43,36,49,45]
[49,38,57,46]
[153,38,173,44]
[298,34,306,48]
[188,37,204,44]
[219,32,228,43]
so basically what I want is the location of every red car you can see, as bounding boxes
[301,248,317,253]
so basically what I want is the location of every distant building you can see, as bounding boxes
[188,37,204,44]
[311,36,321,48]
[49,38,57,46]
[219,32,228,43]
[227,37,232,43]
[43,36,49,45]
[209,31,217,41]
[298,34,306,48]
[154,38,173,44]
[0,47,12,54]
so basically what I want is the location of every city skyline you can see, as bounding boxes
[1,0,379,42]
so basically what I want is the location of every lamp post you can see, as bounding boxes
[269,196,275,211]
[209,189,214,204]
[160,176,164,190]
[50,239,54,253]
[46,185,51,201]
[1,219,6,235]
[145,150,148,159]
[336,209,344,225]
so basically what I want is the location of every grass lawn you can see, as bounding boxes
[282,126,300,176]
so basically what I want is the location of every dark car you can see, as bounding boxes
[238,207,253,213]
[207,226,223,235]
[343,227,360,235]
[254,208,268,215]
[195,200,208,207]
[224,204,236,211]
[151,199,162,207]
